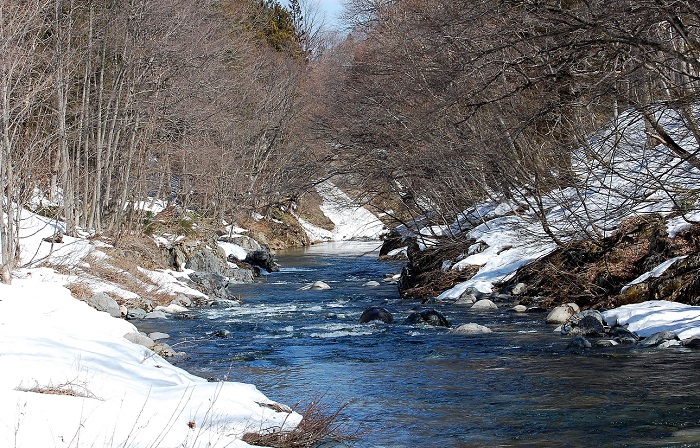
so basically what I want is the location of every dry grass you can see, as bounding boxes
[65,281,94,300]
[242,399,356,448]
[81,253,176,307]
[17,380,100,400]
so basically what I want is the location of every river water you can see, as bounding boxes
[138,242,700,447]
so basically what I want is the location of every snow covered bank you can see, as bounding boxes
[296,182,387,243]
[0,278,300,447]
[603,300,700,341]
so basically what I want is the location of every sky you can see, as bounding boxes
[287,0,345,29]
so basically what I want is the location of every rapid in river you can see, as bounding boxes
[138,242,700,447]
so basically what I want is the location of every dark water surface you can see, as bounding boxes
[138,242,700,447]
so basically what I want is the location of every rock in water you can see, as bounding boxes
[639,330,679,347]
[449,323,493,335]
[403,309,451,327]
[567,335,592,350]
[471,299,498,310]
[546,303,579,324]
[359,306,393,324]
[299,281,332,291]
[562,314,605,337]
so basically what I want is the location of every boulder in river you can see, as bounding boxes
[299,281,332,291]
[471,299,498,310]
[639,330,680,347]
[403,309,451,327]
[561,311,605,337]
[546,303,579,324]
[359,306,393,324]
[567,335,592,350]
[449,323,493,335]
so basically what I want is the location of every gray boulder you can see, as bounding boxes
[219,235,262,252]
[363,281,381,287]
[148,332,170,341]
[88,292,121,318]
[471,299,498,310]
[511,305,527,313]
[455,293,477,306]
[567,335,592,349]
[185,249,227,275]
[684,337,700,348]
[124,332,154,348]
[244,249,280,273]
[610,326,640,344]
[403,309,451,327]
[561,312,605,337]
[546,303,579,324]
[639,330,679,347]
[144,310,167,319]
[171,294,193,307]
[126,308,147,320]
[299,281,332,291]
[449,323,493,335]
[510,283,527,295]
[359,306,393,324]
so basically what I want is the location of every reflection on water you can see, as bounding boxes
[137,243,700,448]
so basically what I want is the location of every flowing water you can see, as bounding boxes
[138,242,700,447]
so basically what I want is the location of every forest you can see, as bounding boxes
[2,0,700,282]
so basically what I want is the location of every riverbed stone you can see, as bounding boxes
[88,292,121,318]
[148,332,170,341]
[639,330,679,347]
[562,314,605,337]
[511,305,527,313]
[546,303,579,324]
[144,310,167,319]
[127,308,147,320]
[595,339,619,347]
[511,283,527,295]
[471,299,498,310]
[403,309,451,327]
[359,306,393,324]
[449,323,493,335]
[152,342,180,357]
[124,332,155,348]
[455,293,477,306]
[172,294,192,307]
[363,281,381,287]
[214,329,231,338]
[299,281,332,291]
[567,335,592,349]
[684,337,700,348]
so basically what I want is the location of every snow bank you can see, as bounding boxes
[0,278,300,447]
[298,182,387,243]
[603,300,700,340]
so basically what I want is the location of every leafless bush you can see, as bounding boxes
[242,399,356,448]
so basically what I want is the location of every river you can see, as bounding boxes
[138,242,700,447]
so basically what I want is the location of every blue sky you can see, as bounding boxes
[286,0,345,28]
